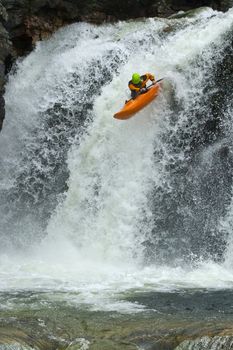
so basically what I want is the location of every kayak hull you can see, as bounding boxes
[113,83,161,120]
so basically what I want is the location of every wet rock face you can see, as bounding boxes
[0,1,13,129]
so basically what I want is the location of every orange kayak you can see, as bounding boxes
[113,82,161,120]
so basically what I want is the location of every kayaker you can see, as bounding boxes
[128,73,155,99]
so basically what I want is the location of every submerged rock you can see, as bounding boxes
[0,344,36,350]
[175,336,233,349]
[0,326,59,350]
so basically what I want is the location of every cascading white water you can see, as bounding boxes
[1,7,233,311]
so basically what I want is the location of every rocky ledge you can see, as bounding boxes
[0,0,233,129]
[2,290,233,350]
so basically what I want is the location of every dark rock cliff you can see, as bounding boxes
[0,1,12,129]
[0,0,232,129]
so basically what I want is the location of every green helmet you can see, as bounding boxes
[132,73,141,84]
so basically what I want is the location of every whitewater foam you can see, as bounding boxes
[1,7,233,311]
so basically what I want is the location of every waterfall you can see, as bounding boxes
[1,8,233,301]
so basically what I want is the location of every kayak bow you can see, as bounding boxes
[113,82,162,120]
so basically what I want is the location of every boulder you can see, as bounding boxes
[175,336,233,349]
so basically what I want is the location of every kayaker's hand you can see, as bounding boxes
[152,80,156,85]
[141,88,147,93]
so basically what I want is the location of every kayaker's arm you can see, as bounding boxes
[142,73,155,84]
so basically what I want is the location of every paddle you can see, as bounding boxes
[147,77,164,88]
[125,78,164,104]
